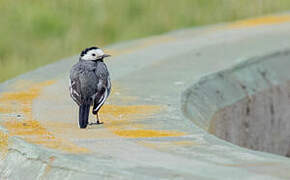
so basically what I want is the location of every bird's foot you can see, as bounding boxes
[89,121,104,125]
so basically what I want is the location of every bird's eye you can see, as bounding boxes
[92,53,96,56]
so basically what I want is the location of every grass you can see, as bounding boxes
[1,0,290,82]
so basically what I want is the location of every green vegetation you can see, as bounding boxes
[1,0,290,82]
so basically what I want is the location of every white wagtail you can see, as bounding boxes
[69,46,111,128]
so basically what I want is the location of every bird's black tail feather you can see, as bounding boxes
[79,104,90,128]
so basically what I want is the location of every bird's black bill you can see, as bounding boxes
[102,54,111,58]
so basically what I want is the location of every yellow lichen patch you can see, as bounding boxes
[41,104,184,139]
[0,79,185,153]
[99,104,186,138]
[42,121,116,139]
[0,106,13,114]
[101,104,161,131]
[0,131,8,156]
[0,80,89,153]
[101,104,158,129]
[101,104,161,119]
[113,129,185,138]
[4,120,51,136]
[0,81,54,102]
[228,15,290,28]
[3,120,87,153]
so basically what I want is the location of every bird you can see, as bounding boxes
[69,46,111,128]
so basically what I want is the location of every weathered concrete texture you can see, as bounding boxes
[2,14,290,179]
[1,137,140,179]
[182,50,290,157]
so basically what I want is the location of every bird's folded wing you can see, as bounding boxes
[92,80,108,113]
[69,78,82,105]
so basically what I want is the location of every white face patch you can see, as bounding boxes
[81,48,105,61]
[95,49,104,56]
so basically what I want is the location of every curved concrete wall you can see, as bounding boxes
[182,50,290,157]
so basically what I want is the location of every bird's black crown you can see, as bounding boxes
[80,46,99,57]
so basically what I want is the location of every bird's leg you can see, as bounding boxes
[89,112,103,125]
[96,113,103,124]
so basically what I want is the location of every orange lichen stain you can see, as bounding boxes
[42,104,184,139]
[0,81,54,102]
[113,129,185,138]
[3,120,54,136]
[99,104,186,138]
[42,121,116,139]
[0,106,12,114]
[101,104,161,119]
[228,15,290,28]
[0,80,89,153]
[3,120,88,153]
[102,105,162,137]
[0,131,8,157]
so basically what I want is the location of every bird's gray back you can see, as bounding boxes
[70,60,110,103]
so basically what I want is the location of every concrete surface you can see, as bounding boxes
[183,50,290,157]
[1,14,290,179]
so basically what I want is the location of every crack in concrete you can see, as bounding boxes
[4,148,102,176]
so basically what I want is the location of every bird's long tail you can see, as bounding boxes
[79,104,90,128]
